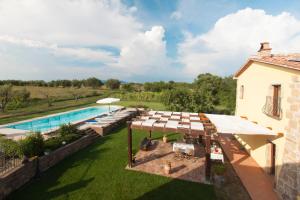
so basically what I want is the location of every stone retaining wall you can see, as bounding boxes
[0,134,98,199]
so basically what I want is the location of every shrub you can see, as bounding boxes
[0,137,22,157]
[213,163,226,175]
[20,133,45,157]
[58,123,81,138]
[44,137,62,151]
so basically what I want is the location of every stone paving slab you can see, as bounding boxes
[127,140,206,183]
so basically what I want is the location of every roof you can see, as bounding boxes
[206,114,276,135]
[234,54,300,77]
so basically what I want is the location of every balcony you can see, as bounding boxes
[262,96,282,119]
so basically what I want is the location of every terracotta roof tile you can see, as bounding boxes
[235,54,300,77]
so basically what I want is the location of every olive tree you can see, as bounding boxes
[0,84,13,112]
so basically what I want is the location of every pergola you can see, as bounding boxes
[127,110,276,181]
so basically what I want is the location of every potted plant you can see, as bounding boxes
[164,161,171,174]
[163,134,168,143]
[212,163,226,187]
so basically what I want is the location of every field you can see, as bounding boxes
[0,86,165,125]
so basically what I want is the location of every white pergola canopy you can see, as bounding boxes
[205,114,276,136]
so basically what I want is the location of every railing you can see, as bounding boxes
[0,153,22,175]
[262,96,282,119]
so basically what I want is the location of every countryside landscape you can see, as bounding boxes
[1,0,300,200]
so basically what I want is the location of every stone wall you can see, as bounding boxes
[0,134,98,199]
[39,134,98,172]
[277,76,300,200]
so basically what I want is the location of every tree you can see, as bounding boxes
[122,83,134,92]
[69,89,80,102]
[85,77,103,88]
[12,88,31,108]
[40,89,54,107]
[162,89,193,112]
[106,79,121,90]
[0,84,13,112]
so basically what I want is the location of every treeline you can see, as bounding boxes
[0,77,104,88]
[0,73,237,114]
[163,73,236,114]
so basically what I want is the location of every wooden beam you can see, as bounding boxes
[127,121,133,168]
[205,130,211,181]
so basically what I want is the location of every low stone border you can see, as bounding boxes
[0,134,98,199]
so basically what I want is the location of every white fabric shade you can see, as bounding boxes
[206,114,276,135]
[96,98,120,104]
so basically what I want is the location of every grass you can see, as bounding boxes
[13,86,102,99]
[8,127,216,200]
[116,100,166,110]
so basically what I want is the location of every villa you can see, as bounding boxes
[234,42,300,199]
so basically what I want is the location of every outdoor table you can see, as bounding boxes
[173,142,194,155]
[210,146,224,163]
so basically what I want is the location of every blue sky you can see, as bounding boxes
[1,0,300,82]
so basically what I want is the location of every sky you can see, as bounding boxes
[1,0,300,82]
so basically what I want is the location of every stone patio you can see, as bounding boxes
[127,140,206,183]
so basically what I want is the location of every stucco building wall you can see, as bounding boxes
[235,61,300,199]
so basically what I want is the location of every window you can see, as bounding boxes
[239,85,244,99]
[272,85,281,117]
[262,84,282,119]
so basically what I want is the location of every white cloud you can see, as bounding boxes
[178,8,300,76]
[170,11,182,20]
[0,0,142,47]
[116,26,170,75]
[0,0,173,81]
[0,35,117,63]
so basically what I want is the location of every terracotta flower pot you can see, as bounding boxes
[163,135,168,143]
[164,162,171,174]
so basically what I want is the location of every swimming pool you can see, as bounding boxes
[5,106,118,133]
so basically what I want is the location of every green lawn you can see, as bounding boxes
[9,127,216,200]
[116,100,166,110]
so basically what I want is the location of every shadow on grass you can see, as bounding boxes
[134,179,216,200]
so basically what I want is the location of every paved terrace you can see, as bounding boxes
[128,110,279,200]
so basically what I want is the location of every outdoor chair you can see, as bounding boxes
[140,137,151,151]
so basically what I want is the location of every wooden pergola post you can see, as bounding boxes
[205,130,211,181]
[127,121,133,168]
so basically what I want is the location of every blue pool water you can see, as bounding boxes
[6,106,116,133]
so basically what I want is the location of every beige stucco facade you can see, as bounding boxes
[235,61,300,187]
